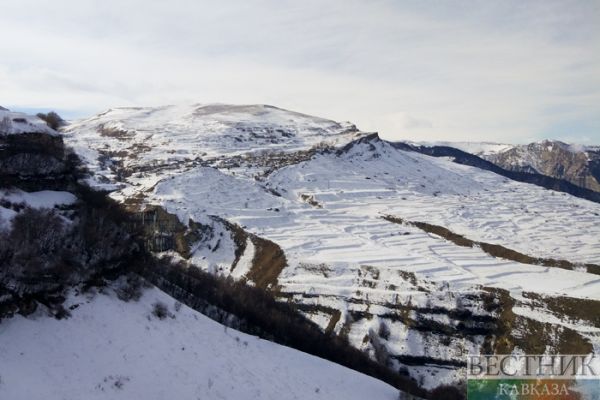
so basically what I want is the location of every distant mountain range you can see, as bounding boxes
[418,140,600,193]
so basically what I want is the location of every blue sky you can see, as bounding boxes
[1,0,599,143]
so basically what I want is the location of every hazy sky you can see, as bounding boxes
[1,0,599,143]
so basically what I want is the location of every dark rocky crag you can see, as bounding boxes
[0,126,137,319]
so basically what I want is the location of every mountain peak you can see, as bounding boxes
[63,103,366,191]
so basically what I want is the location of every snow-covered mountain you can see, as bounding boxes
[61,104,600,391]
[0,109,411,400]
[430,139,600,192]
[63,104,363,194]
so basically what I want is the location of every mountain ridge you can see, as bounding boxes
[420,139,600,192]
[59,103,600,391]
[3,104,600,397]
[0,107,419,400]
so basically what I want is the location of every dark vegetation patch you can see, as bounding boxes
[36,111,65,130]
[428,384,465,400]
[151,301,171,320]
[392,354,466,368]
[246,235,287,290]
[479,287,593,356]
[217,218,248,272]
[211,217,287,289]
[325,309,342,335]
[0,184,139,319]
[97,124,132,141]
[0,132,83,190]
[522,292,600,327]
[300,193,322,208]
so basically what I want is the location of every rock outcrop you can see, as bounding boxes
[485,140,600,192]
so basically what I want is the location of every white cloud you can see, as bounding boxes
[1,0,598,143]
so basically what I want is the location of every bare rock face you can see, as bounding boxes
[0,107,73,189]
[484,140,600,192]
[0,132,76,191]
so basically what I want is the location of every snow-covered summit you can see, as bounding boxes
[0,108,57,135]
[63,103,366,193]
[65,103,362,158]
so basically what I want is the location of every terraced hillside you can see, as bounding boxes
[63,104,600,390]
[1,107,409,400]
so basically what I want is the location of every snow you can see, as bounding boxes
[0,109,56,135]
[60,104,600,389]
[186,214,239,275]
[411,141,514,156]
[427,140,600,179]
[1,189,77,209]
[566,142,600,153]
[148,138,600,300]
[140,135,600,387]
[0,189,77,227]
[0,287,399,400]
[416,140,600,156]
[0,207,17,228]
[231,237,255,279]
[62,103,363,191]
[534,139,599,154]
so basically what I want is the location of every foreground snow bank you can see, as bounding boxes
[1,189,77,209]
[0,287,398,400]
[0,189,77,228]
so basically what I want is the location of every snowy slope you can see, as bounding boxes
[0,189,76,209]
[0,108,56,135]
[63,104,600,390]
[152,136,600,276]
[63,104,363,192]
[0,286,399,400]
[0,189,77,228]
[146,135,600,388]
